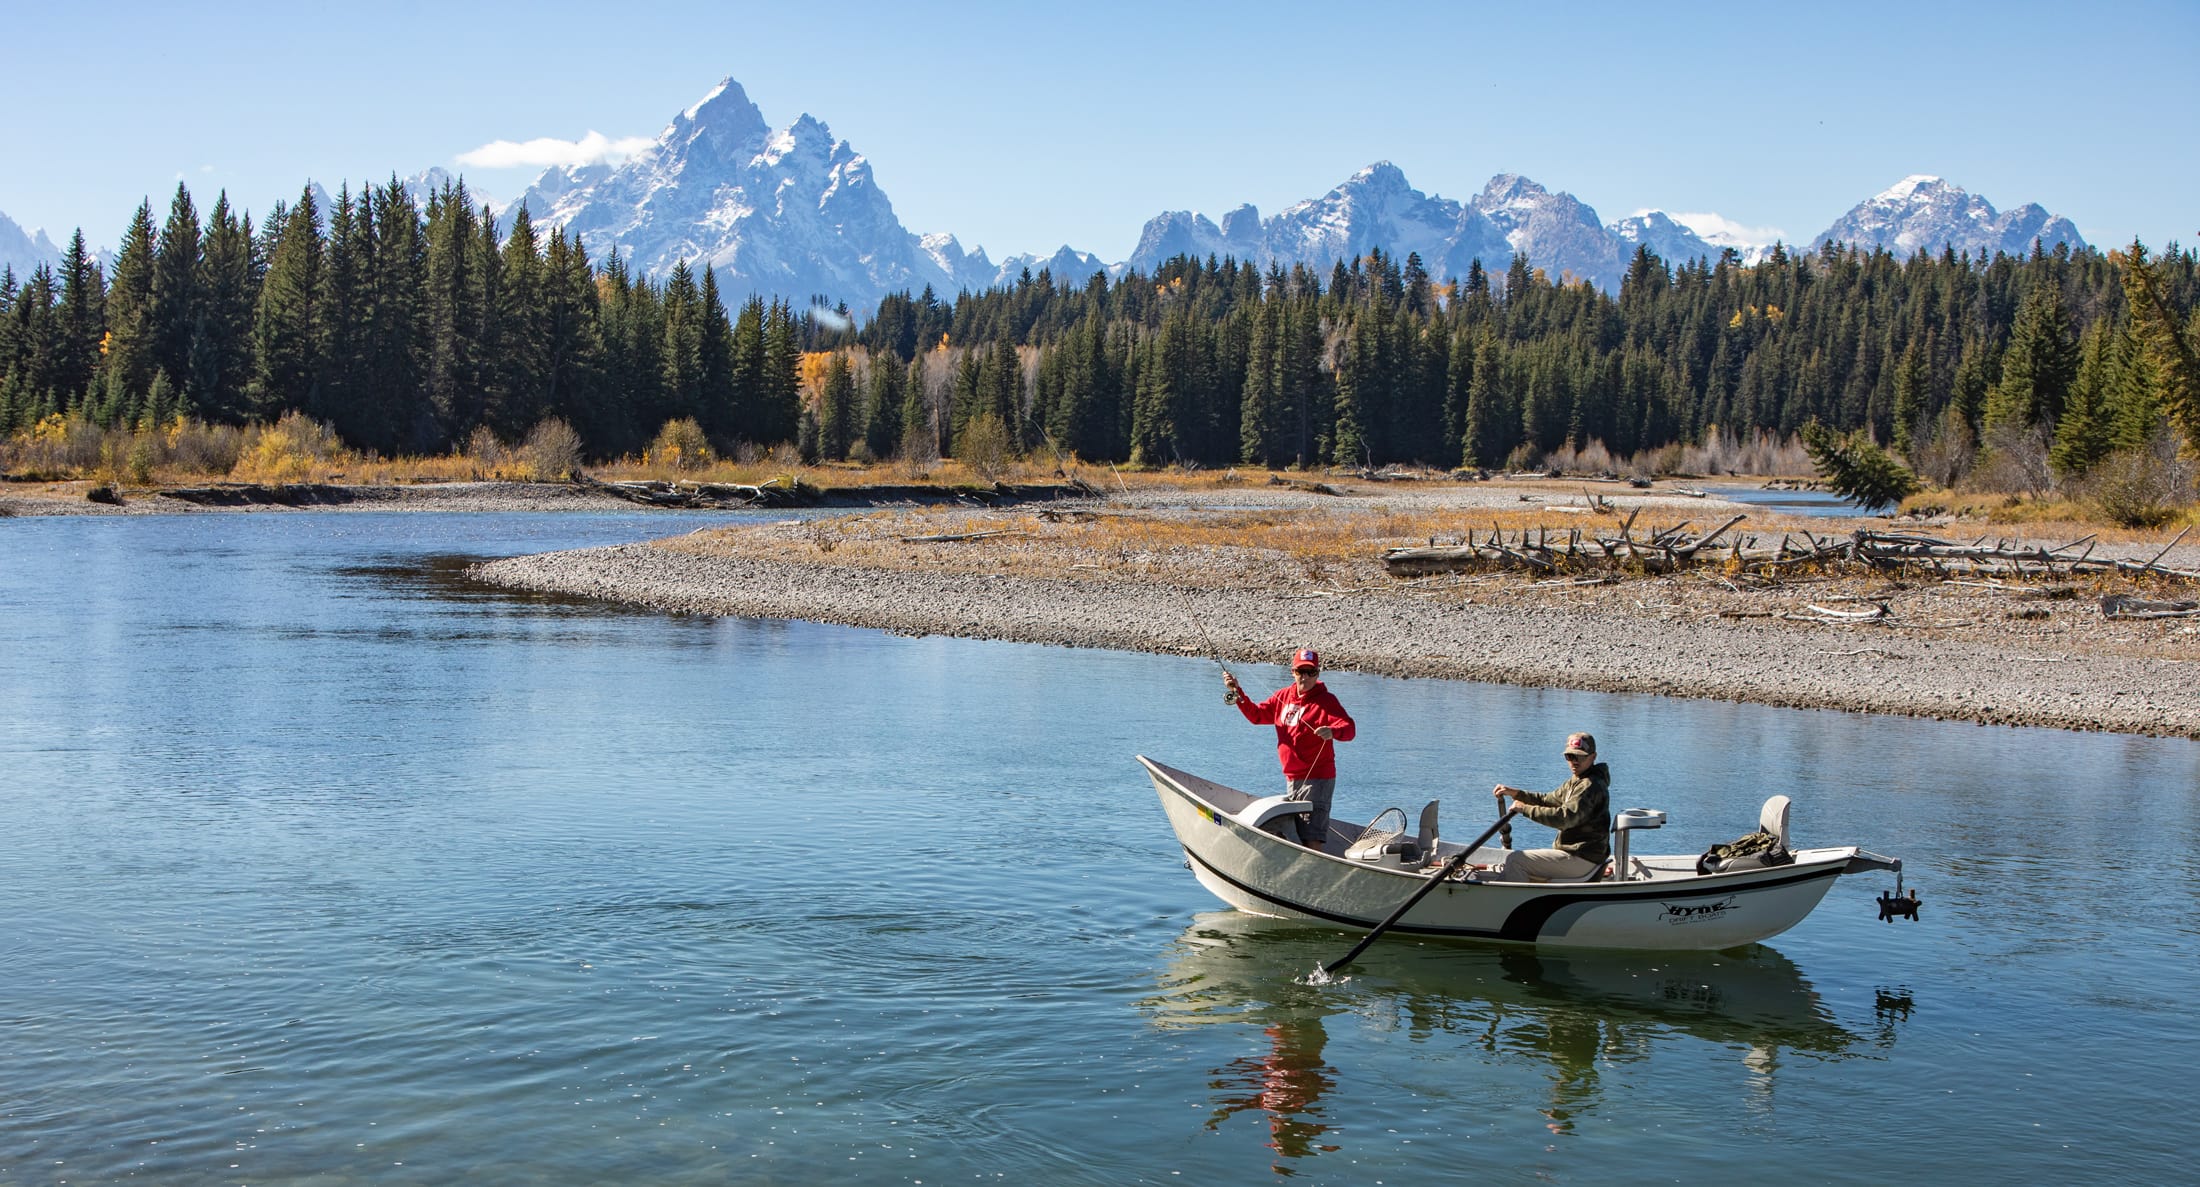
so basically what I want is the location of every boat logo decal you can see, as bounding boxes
[1197,804,1217,824]
[1659,896,1740,924]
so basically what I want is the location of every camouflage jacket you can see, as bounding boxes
[1512,763,1610,865]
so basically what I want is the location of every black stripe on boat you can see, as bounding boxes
[1183,845,1844,943]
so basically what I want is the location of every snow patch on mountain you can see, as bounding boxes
[1125,164,1726,291]
[495,77,1011,309]
[0,210,63,278]
[1814,175,2085,257]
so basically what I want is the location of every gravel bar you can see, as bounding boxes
[472,540,2200,739]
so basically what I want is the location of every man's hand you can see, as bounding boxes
[1492,784,1515,801]
[1314,726,1334,740]
[1222,671,1244,704]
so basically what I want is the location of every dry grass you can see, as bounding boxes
[1899,488,2200,544]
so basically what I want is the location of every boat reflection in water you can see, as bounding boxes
[1144,912,1905,1165]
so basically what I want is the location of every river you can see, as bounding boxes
[3,511,2195,1183]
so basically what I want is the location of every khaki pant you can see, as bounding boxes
[1493,848,1597,882]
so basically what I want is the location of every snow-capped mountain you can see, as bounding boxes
[1611,210,1737,268]
[1813,175,2085,258]
[499,78,1089,309]
[470,77,2090,309]
[1125,164,1715,291]
[0,210,63,278]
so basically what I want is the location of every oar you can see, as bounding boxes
[1321,808,1518,976]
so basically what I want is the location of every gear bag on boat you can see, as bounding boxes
[1696,795,1796,874]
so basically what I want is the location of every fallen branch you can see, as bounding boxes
[2102,594,2200,620]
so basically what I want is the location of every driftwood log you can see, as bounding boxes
[1384,522,2200,585]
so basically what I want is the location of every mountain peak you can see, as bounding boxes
[1476,173,1550,211]
[1347,161,1411,189]
[1818,175,2083,257]
[1877,174,1948,201]
[684,77,760,125]
[664,76,770,163]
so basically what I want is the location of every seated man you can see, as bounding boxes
[1484,732,1611,882]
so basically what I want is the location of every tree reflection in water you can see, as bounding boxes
[1146,912,1905,1168]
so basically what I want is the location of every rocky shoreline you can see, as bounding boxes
[469,499,2200,740]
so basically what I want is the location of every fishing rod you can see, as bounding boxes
[1170,582,1242,704]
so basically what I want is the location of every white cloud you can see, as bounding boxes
[1668,211,1785,248]
[457,131,654,170]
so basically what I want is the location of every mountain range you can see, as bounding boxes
[496,78,2088,307]
[4,76,2090,312]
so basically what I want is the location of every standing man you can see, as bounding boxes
[1486,732,1611,882]
[1223,648,1356,849]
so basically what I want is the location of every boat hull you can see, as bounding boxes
[1144,756,1867,952]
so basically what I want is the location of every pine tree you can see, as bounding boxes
[2050,319,2115,476]
[696,267,737,446]
[2,266,58,412]
[817,352,856,459]
[540,229,603,445]
[250,186,324,419]
[1986,283,2078,434]
[187,194,256,421]
[1890,338,1926,456]
[1238,296,1282,464]
[149,183,201,399]
[727,295,766,444]
[1800,420,1919,510]
[102,201,160,411]
[424,182,491,440]
[372,177,434,451]
[863,352,904,460]
[760,299,801,444]
[54,230,104,406]
[658,259,703,427]
[316,187,364,435]
[2122,240,2200,455]
[900,354,934,459]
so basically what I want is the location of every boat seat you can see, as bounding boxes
[1761,795,1791,850]
[1234,794,1313,834]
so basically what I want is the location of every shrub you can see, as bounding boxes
[168,419,245,475]
[465,426,506,478]
[647,418,713,471]
[1965,421,2056,496]
[2074,434,2196,528]
[1909,407,1977,489]
[232,412,344,483]
[520,418,584,482]
[955,412,1014,482]
[124,434,158,485]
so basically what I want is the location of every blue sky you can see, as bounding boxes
[4,0,2193,260]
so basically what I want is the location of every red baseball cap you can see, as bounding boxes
[1290,648,1321,672]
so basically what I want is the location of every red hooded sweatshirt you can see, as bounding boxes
[1236,679,1356,779]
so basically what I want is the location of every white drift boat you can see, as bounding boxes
[1141,756,1905,952]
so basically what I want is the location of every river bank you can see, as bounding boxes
[468,481,2200,739]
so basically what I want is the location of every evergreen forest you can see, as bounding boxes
[5,178,2198,503]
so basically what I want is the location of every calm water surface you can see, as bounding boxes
[1700,485,1883,519]
[3,511,2196,1184]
